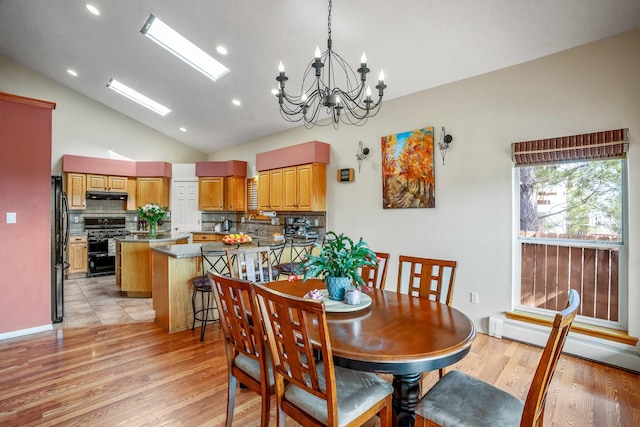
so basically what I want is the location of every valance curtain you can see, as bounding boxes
[512,128,629,166]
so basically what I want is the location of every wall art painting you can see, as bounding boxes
[382,126,435,209]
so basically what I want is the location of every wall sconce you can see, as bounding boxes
[356,141,370,172]
[438,126,453,165]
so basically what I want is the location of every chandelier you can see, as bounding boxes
[275,0,387,128]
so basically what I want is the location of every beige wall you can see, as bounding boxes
[210,29,640,350]
[0,55,206,173]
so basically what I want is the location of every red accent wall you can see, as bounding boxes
[62,155,172,177]
[0,92,55,334]
[195,160,247,177]
[256,141,330,171]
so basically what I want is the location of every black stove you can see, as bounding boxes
[85,217,127,277]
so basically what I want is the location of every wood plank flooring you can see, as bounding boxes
[0,322,638,426]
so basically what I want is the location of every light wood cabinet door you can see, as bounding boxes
[66,173,86,210]
[192,233,223,243]
[282,166,298,210]
[225,176,246,211]
[137,177,168,207]
[300,163,326,211]
[257,170,271,210]
[269,169,283,210]
[68,236,87,274]
[87,174,128,192]
[198,177,224,211]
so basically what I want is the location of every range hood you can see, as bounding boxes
[86,191,128,200]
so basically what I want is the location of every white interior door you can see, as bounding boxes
[171,179,200,238]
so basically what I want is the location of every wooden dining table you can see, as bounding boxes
[265,278,476,427]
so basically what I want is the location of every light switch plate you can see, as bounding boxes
[6,212,16,224]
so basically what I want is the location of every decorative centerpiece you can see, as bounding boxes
[302,231,378,301]
[137,203,169,238]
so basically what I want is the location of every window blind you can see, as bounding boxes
[512,128,629,166]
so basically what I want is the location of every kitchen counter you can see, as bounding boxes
[115,234,174,243]
[115,236,189,297]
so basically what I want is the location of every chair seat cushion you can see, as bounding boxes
[191,275,211,290]
[278,262,302,275]
[234,352,275,386]
[284,363,392,427]
[414,370,524,427]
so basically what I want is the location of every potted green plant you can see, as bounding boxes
[302,231,378,301]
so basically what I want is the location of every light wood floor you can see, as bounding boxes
[0,322,638,426]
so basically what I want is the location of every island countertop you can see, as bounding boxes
[152,238,286,259]
[115,235,181,243]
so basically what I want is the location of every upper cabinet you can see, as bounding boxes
[198,177,225,211]
[86,174,127,192]
[258,169,283,211]
[66,173,87,210]
[196,160,248,212]
[225,176,246,211]
[137,177,169,207]
[256,141,329,212]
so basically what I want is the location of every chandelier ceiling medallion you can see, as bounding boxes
[275,0,387,128]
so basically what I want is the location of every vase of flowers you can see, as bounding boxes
[302,231,378,301]
[137,203,169,238]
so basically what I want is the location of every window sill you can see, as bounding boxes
[506,310,638,346]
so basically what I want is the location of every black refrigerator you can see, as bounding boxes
[51,175,69,323]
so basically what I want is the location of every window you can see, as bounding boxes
[513,129,628,329]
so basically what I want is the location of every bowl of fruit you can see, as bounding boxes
[272,232,285,242]
[221,233,253,245]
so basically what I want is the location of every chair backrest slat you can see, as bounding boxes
[201,247,230,276]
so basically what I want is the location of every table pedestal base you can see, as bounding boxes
[392,372,422,427]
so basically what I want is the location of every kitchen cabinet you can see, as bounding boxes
[66,173,86,210]
[137,177,170,207]
[68,235,87,274]
[192,233,224,243]
[282,163,326,211]
[225,176,246,211]
[87,174,128,192]
[257,168,283,210]
[198,177,224,211]
[198,176,246,211]
[116,237,188,297]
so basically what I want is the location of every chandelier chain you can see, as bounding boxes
[327,0,332,40]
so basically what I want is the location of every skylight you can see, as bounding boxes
[106,78,171,116]
[140,14,229,81]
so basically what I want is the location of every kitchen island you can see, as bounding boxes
[150,239,281,333]
[115,235,188,297]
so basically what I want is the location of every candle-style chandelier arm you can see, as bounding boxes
[275,0,386,128]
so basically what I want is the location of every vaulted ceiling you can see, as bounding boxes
[1,0,638,154]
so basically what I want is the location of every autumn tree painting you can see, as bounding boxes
[381,127,435,208]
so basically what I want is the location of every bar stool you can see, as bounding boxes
[191,246,229,341]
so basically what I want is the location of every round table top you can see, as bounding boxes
[265,279,476,374]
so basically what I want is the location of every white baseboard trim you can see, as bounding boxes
[489,316,640,373]
[0,324,53,341]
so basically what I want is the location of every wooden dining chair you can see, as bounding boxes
[397,255,458,378]
[252,282,394,427]
[414,289,580,427]
[360,251,390,289]
[397,255,458,304]
[208,273,274,427]
[226,246,273,284]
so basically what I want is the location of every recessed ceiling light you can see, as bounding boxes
[86,4,100,16]
[106,78,171,116]
[67,69,78,77]
[140,14,230,82]
[179,127,187,132]
[232,99,241,106]
[216,46,227,55]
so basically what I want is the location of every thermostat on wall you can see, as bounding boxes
[337,168,354,182]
